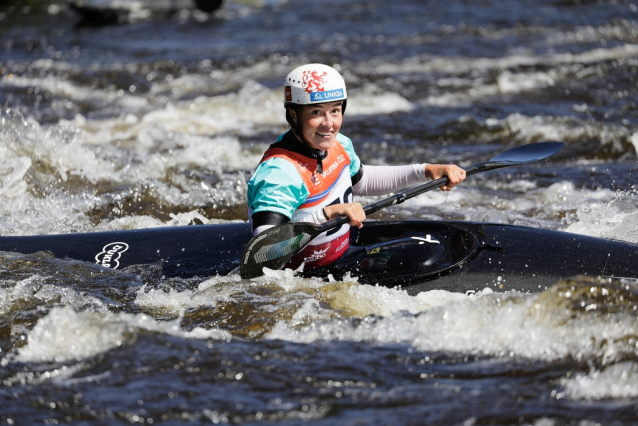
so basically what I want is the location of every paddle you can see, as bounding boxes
[240,141,565,279]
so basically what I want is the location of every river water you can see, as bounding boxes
[1,0,638,424]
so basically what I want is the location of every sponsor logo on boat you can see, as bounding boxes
[95,242,129,269]
[411,235,440,245]
[310,88,344,102]
[305,247,328,263]
[335,238,349,253]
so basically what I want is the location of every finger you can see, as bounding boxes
[350,217,364,227]
[346,208,365,227]
[449,170,464,184]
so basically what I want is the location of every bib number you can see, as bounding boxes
[325,186,354,236]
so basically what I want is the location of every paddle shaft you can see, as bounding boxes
[319,161,492,231]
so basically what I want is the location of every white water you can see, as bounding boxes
[5,266,637,402]
[2,5,638,416]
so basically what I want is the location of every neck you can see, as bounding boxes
[289,130,328,160]
[278,131,328,173]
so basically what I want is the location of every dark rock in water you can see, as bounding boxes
[70,0,223,26]
[70,2,123,25]
[193,0,222,13]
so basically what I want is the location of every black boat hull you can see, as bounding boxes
[1,221,636,294]
[324,221,638,294]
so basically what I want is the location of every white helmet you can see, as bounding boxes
[284,64,347,107]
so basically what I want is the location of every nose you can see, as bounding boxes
[322,112,333,127]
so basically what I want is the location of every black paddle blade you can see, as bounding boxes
[240,222,321,279]
[466,141,565,177]
[490,141,565,164]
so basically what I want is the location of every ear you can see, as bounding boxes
[289,108,297,126]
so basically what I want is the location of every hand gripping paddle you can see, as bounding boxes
[240,141,565,279]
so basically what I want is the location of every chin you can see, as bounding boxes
[311,139,335,151]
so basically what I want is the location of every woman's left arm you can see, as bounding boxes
[352,163,466,195]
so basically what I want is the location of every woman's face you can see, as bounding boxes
[296,101,343,151]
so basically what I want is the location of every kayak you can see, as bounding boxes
[1,220,636,294]
[0,143,573,293]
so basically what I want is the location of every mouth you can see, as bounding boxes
[316,131,333,138]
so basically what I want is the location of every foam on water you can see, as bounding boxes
[0,111,116,234]
[74,79,413,145]
[0,112,103,235]
[0,192,99,235]
[0,108,257,234]
[370,44,638,78]
[267,278,638,367]
[562,361,638,400]
[93,210,236,232]
[5,305,231,365]
[547,20,638,46]
[363,44,638,120]
[1,74,148,110]
[496,70,556,94]
[134,273,245,312]
[0,155,31,198]
[565,189,638,244]
[0,275,105,318]
[501,114,632,155]
[346,84,413,116]
[476,181,620,230]
[1,111,117,184]
[374,177,619,231]
[318,282,470,319]
[5,264,636,404]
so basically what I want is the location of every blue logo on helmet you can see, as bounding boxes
[310,89,344,102]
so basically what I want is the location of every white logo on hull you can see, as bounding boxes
[96,242,129,269]
[411,235,440,245]
[305,247,328,263]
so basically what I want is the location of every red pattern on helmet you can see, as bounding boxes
[302,70,327,94]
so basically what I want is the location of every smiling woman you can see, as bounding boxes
[246,63,467,269]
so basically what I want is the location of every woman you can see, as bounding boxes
[247,64,466,269]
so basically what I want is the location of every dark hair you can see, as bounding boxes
[285,104,302,135]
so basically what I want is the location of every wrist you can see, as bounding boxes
[424,164,434,180]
